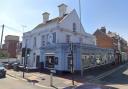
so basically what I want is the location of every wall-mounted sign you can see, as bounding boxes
[48,33,53,44]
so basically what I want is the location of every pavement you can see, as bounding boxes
[0,75,47,89]
[6,63,127,89]
[6,69,83,89]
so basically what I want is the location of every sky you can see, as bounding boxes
[0,0,128,42]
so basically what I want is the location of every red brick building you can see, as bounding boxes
[3,35,19,58]
[94,27,128,64]
[93,27,114,48]
[93,27,120,64]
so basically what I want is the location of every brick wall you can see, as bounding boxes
[94,30,113,48]
[5,40,19,58]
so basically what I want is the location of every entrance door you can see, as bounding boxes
[36,55,40,69]
[45,55,55,69]
[67,54,72,72]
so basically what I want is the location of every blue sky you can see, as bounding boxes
[0,0,128,41]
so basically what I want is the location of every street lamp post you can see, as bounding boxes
[0,24,4,49]
[78,0,84,76]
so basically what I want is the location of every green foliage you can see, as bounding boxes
[0,51,8,59]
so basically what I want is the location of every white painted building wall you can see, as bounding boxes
[22,4,96,68]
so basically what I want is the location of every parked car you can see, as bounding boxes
[13,62,20,71]
[4,62,14,69]
[5,60,20,70]
[0,63,6,78]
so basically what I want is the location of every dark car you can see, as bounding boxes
[5,61,19,69]
[0,63,6,78]
[13,62,20,71]
[4,62,13,69]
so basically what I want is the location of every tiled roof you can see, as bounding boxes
[33,14,68,30]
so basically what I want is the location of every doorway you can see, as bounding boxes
[36,55,40,69]
[45,53,55,69]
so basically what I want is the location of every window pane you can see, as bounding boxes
[73,23,76,32]
[66,35,71,43]
[52,32,56,43]
[42,35,45,46]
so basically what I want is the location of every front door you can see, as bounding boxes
[36,55,40,68]
[67,54,72,72]
[45,55,55,69]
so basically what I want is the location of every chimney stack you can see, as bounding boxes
[58,3,67,17]
[42,12,50,23]
[100,27,106,33]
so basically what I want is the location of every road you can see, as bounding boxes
[0,75,49,89]
[98,64,128,89]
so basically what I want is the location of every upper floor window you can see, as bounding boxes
[79,37,83,43]
[52,32,56,43]
[41,35,45,46]
[73,23,76,32]
[46,34,49,44]
[33,37,36,48]
[66,35,71,43]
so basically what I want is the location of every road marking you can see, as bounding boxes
[89,64,127,82]
[96,65,124,80]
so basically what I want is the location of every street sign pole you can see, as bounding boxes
[23,43,27,78]
[50,70,53,87]
[50,69,56,87]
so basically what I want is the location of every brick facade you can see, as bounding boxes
[94,27,128,64]
[93,28,113,48]
[4,35,19,58]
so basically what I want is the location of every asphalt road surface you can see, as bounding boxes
[0,75,48,89]
[100,64,128,89]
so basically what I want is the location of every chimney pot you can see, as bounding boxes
[58,3,67,17]
[100,27,106,33]
[42,12,50,23]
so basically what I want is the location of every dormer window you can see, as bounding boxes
[73,23,76,32]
